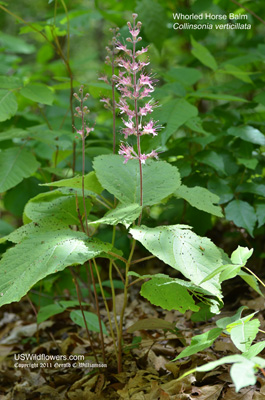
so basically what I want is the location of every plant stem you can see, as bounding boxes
[130,255,156,265]
[71,270,99,363]
[113,261,125,284]
[229,0,265,26]
[88,260,106,364]
[93,258,118,362]
[117,238,137,372]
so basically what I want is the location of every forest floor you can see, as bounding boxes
[0,273,265,400]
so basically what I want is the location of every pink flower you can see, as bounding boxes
[98,75,109,84]
[116,72,132,87]
[116,42,132,56]
[100,97,111,108]
[139,101,156,116]
[142,120,159,136]
[118,99,135,118]
[119,143,137,163]
[139,87,152,99]
[136,47,149,56]
[139,74,154,90]
[121,118,137,138]
[85,126,94,135]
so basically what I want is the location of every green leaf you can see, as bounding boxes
[174,185,223,217]
[228,126,265,146]
[37,303,65,323]
[153,99,198,144]
[0,220,14,238]
[189,91,247,102]
[230,360,257,392]
[238,271,263,296]
[225,200,256,237]
[130,225,223,297]
[127,318,176,333]
[219,264,242,282]
[136,0,167,51]
[254,91,265,106]
[237,157,258,170]
[0,218,66,244]
[70,310,108,334]
[24,190,91,225]
[164,67,202,86]
[88,203,142,228]
[256,203,265,228]
[0,129,30,142]
[231,246,253,265]
[237,182,265,197]
[20,84,54,105]
[0,148,40,193]
[191,36,217,71]
[200,263,240,284]
[230,318,260,352]
[0,76,22,89]
[220,64,253,83]
[196,150,226,175]
[0,230,111,307]
[243,341,265,359]
[174,328,222,360]
[177,355,245,384]
[207,177,233,204]
[41,172,103,195]
[0,90,17,121]
[140,276,199,313]
[216,306,248,330]
[93,155,181,206]
[0,32,35,54]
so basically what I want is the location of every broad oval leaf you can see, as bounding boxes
[24,190,91,225]
[191,36,217,71]
[0,230,111,307]
[225,200,256,237]
[70,310,108,334]
[20,83,54,105]
[140,276,199,313]
[88,203,142,228]
[0,148,40,192]
[93,155,181,206]
[228,126,265,146]
[175,185,223,217]
[130,225,223,297]
[41,171,103,195]
[0,90,18,121]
